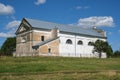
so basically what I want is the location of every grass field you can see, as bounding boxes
[0,56,120,80]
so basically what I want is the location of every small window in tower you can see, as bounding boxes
[41,36,44,41]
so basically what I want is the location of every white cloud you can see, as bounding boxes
[77,16,114,28]
[68,23,75,26]
[108,32,112,35]
[0,20,20,38]
[0,32,15,38]
[76,6,82,10]
[75,6,90,10]
[0,3,15,15]
[35,0,46,5]
[118,30,120,33]
[6,20,21,29]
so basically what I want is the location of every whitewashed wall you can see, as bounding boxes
[59,33,106,58]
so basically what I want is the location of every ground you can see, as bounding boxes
[0,56,120,80]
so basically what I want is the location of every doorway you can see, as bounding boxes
[48,48,51,55]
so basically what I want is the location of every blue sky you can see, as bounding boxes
[0,0,120,51]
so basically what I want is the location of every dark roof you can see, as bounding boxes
[24,18,106,38]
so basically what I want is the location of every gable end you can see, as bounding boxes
[15,18,32,35]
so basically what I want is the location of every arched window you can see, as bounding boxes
[66,39,72,44]
[88,42,93,46]
[77,40,83,45]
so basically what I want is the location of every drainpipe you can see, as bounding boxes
[32,30,34,55]
[75,35,76,57]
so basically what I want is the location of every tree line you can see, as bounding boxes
[112,50,120,58]
[0,37,120,58]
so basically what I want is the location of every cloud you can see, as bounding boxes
[34,0,46,5]
[0,3,15,15]
[77,16,114,28]
[108,32,112,35]
[6,20,21,29]
[118,30,120,34]
[76,6,82,10]
[0,20,20,38]
[68,23,75,26]
[75,6,90,10]
[0,32,15,38]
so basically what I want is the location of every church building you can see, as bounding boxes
[15,18,107,58]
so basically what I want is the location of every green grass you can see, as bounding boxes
[0,56,120,80]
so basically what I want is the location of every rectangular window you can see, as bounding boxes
[41,36,44,41]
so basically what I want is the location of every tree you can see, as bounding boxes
[0,37,16,56]
[112,49,120,57]
[103,41,113,58]
[92,40,113,58]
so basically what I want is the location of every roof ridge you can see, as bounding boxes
[25,18,62,26]
[24,18,81,29]
[24,18,106,38]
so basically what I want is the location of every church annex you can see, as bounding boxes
[15,18,107,58]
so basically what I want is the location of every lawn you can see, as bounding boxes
[0,56,120,80]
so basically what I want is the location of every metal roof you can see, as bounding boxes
[25,18,106,38]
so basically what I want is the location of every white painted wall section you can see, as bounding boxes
[59,33,106,58]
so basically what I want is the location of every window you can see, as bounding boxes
[66,39,72,44]
[48,48,51,53]
[88,42,93,46]
[21,36,26,43]
[41,36,44,41]
[77,40,83,45]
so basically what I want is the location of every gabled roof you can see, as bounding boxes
[24,18,106,38]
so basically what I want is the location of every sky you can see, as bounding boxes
[0,0,120,51]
